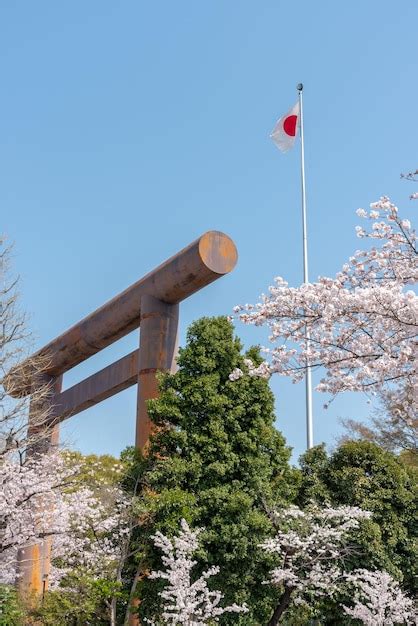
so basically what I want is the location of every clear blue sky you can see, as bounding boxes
[2,1,417,462]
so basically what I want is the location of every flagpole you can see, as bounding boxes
[297,83,314,449]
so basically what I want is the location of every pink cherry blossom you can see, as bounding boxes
[233,199,417,421]
[0,450,130,588]
[343,569,416,625]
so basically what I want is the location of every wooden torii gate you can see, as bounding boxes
[7,230,237,599]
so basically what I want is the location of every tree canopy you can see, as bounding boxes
[127,316,297,625]
[297,441,417,595]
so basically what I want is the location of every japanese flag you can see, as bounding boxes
[270,101,300,152]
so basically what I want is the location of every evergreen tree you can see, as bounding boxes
[297,442,417,596]
[129,317,296,625]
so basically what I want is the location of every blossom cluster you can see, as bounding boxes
[146,512,416,625]
[0,450,130,587]
[342,569,416,625]
[229,358,271,381]
[261,505,416,625]
[260,506,371,601]
[146,519,248,625]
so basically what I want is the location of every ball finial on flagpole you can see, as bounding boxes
[297,83,303,91]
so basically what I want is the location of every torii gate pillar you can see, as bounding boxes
[136,296,179,449]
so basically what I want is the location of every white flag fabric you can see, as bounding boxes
[270,101,300,152]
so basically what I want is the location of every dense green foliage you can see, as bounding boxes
[0,586,24,626]
[62,451,125,491]
[127,316,297,625]
[9,320,416,625]
[297,441,418,594]
[29,576,115,626]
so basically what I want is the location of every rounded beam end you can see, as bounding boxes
[198,231,238,275]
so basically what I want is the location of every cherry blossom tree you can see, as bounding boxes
[260,505,371,625]
[145,519,248,626]
[0,451,130,587]
[232,197,417,420]
[1,449,134,626]
[260,505,416,626]
[343,569,416,626]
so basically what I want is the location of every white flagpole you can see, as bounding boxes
[297,82,314,449]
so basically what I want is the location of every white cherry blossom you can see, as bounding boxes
[260,505,415,626]
[146,519,248,625]
[0,450,130,587]
[234,199,417,421]
[343,569,416,625]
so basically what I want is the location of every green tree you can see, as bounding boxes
[29,576,112,626]
[128,316,297,625]
[0,585,24,626]
[297,442,417,596]
[62,452,125,490]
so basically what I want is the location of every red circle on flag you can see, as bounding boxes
[283,114,297,137]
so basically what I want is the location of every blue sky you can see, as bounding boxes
[2,1,417,462]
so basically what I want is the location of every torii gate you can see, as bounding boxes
[7,230,237,599]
